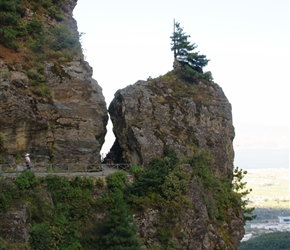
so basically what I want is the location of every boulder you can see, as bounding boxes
[109,74,234,177]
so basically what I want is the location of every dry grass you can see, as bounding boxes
[244,168,289,209]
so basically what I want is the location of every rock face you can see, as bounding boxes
[0,0,108,170]
[109,73,234,177]
[0,60,107,170]
[0,203,30,244]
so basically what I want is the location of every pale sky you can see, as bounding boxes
[73,0,289,169]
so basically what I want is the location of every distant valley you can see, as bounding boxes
[244,168,289,209]
[242,168,290,240]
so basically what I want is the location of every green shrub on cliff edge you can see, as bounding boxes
[0,179,15,212]
[1,0,83,64]
[126,149,254,249]
[189,152,255,223]
[50,23,82,52]
[0,0,24,50]
[127,149,190,249]
[128,148,178,198]
[106,171,127,192]
[30,175,96,249]
[0,0,84,103]
[29,223,51,250]
[15,170,39,190]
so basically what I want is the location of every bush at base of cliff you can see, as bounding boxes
[15,171,39,190]
[29,175,96,249]
[126,149,191,249]
[0,180,15,212]
[45,175,94,220]
[128,148,178,199]
[29,223,51,250]
[0,175,100,249]
[106,171,127,192]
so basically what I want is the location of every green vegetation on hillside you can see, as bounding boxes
[0,0,24,50]
[239,232,290,250]
[127,149,254,248]
[0,0,82,56]
[0,167,140,249]
[0,0,83,101]
[0,149,253,249]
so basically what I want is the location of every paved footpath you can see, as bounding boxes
[0,165,123,179]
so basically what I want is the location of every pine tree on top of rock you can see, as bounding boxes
[170,20,209,74]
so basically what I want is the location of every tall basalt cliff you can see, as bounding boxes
[0,0,108,169]
[109,72,235,178]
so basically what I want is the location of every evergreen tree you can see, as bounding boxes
[97,190,140,250]
[170,20,209,73]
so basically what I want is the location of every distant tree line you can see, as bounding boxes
[239,232,290,250]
